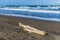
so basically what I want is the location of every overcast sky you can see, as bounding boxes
[0,0,60,6]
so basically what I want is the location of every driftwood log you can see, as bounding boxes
[19,22,47,36]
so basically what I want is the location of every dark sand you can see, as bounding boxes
[0,15,60,40]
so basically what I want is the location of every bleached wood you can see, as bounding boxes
[19,22,46,36]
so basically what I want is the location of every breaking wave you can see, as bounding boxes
[0,8,60,22]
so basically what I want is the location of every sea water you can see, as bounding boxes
[0,6,60,22]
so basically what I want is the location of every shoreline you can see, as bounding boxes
[0,15,60,34]
[0,15,60,40]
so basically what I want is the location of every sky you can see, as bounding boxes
[0,0,60,6]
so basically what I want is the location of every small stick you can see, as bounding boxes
[19,22,47,36]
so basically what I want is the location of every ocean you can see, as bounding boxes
[0,6,60,22]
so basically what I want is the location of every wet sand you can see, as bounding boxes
[0,15,60,40]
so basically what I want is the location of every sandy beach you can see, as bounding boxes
[0,15,60,40]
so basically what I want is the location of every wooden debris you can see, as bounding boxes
[19,22,47,36]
